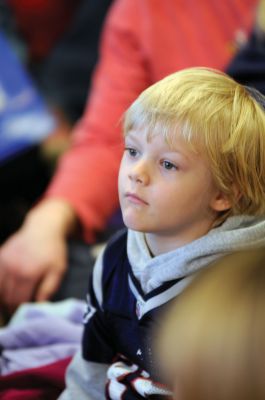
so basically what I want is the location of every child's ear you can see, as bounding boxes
[210,185,241,212]
[210,191,232,212]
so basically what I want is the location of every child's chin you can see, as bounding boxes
[121,209,150,232]
[123,217,146,232]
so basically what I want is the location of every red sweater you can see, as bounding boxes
[46,0,257,242]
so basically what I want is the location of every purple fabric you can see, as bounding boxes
[0,317,82,348]
[0,300,85,375]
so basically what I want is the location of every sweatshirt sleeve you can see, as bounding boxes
[58,350,109,400]
[59,249,113,399]
[45,0,150,242]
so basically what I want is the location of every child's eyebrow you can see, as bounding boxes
[125,131,141,142]
[163,148,190,163]
[162,141,193,162]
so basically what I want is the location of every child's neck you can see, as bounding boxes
[145,226,212,256]
[144,233,186,256]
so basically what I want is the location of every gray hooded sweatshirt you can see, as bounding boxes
[59,215,265,400]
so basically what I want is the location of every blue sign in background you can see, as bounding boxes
[0,31,55,163]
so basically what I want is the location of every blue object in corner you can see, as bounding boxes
[0,31,56,164]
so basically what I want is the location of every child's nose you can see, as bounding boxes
[129,162,150,185]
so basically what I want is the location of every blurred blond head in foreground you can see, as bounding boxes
[157,248,265,400]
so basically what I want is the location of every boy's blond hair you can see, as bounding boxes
[124,67,265,219]
[157,248,265,400]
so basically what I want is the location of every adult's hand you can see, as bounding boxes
[0,199,77,313]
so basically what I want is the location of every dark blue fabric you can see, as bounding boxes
[227,30,265,95]
[82,229,179,397]
[82,230,158,371]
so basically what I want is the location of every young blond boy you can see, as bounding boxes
[60,67,265,399]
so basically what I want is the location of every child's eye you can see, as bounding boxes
[161,160,177,170]
[125,147,138,157]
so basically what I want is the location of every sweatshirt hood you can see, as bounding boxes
[127,215,265,294]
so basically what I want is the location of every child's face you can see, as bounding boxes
[118,128,227,247]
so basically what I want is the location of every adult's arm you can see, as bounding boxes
[0,0,150,309]
[45,0,151,242]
